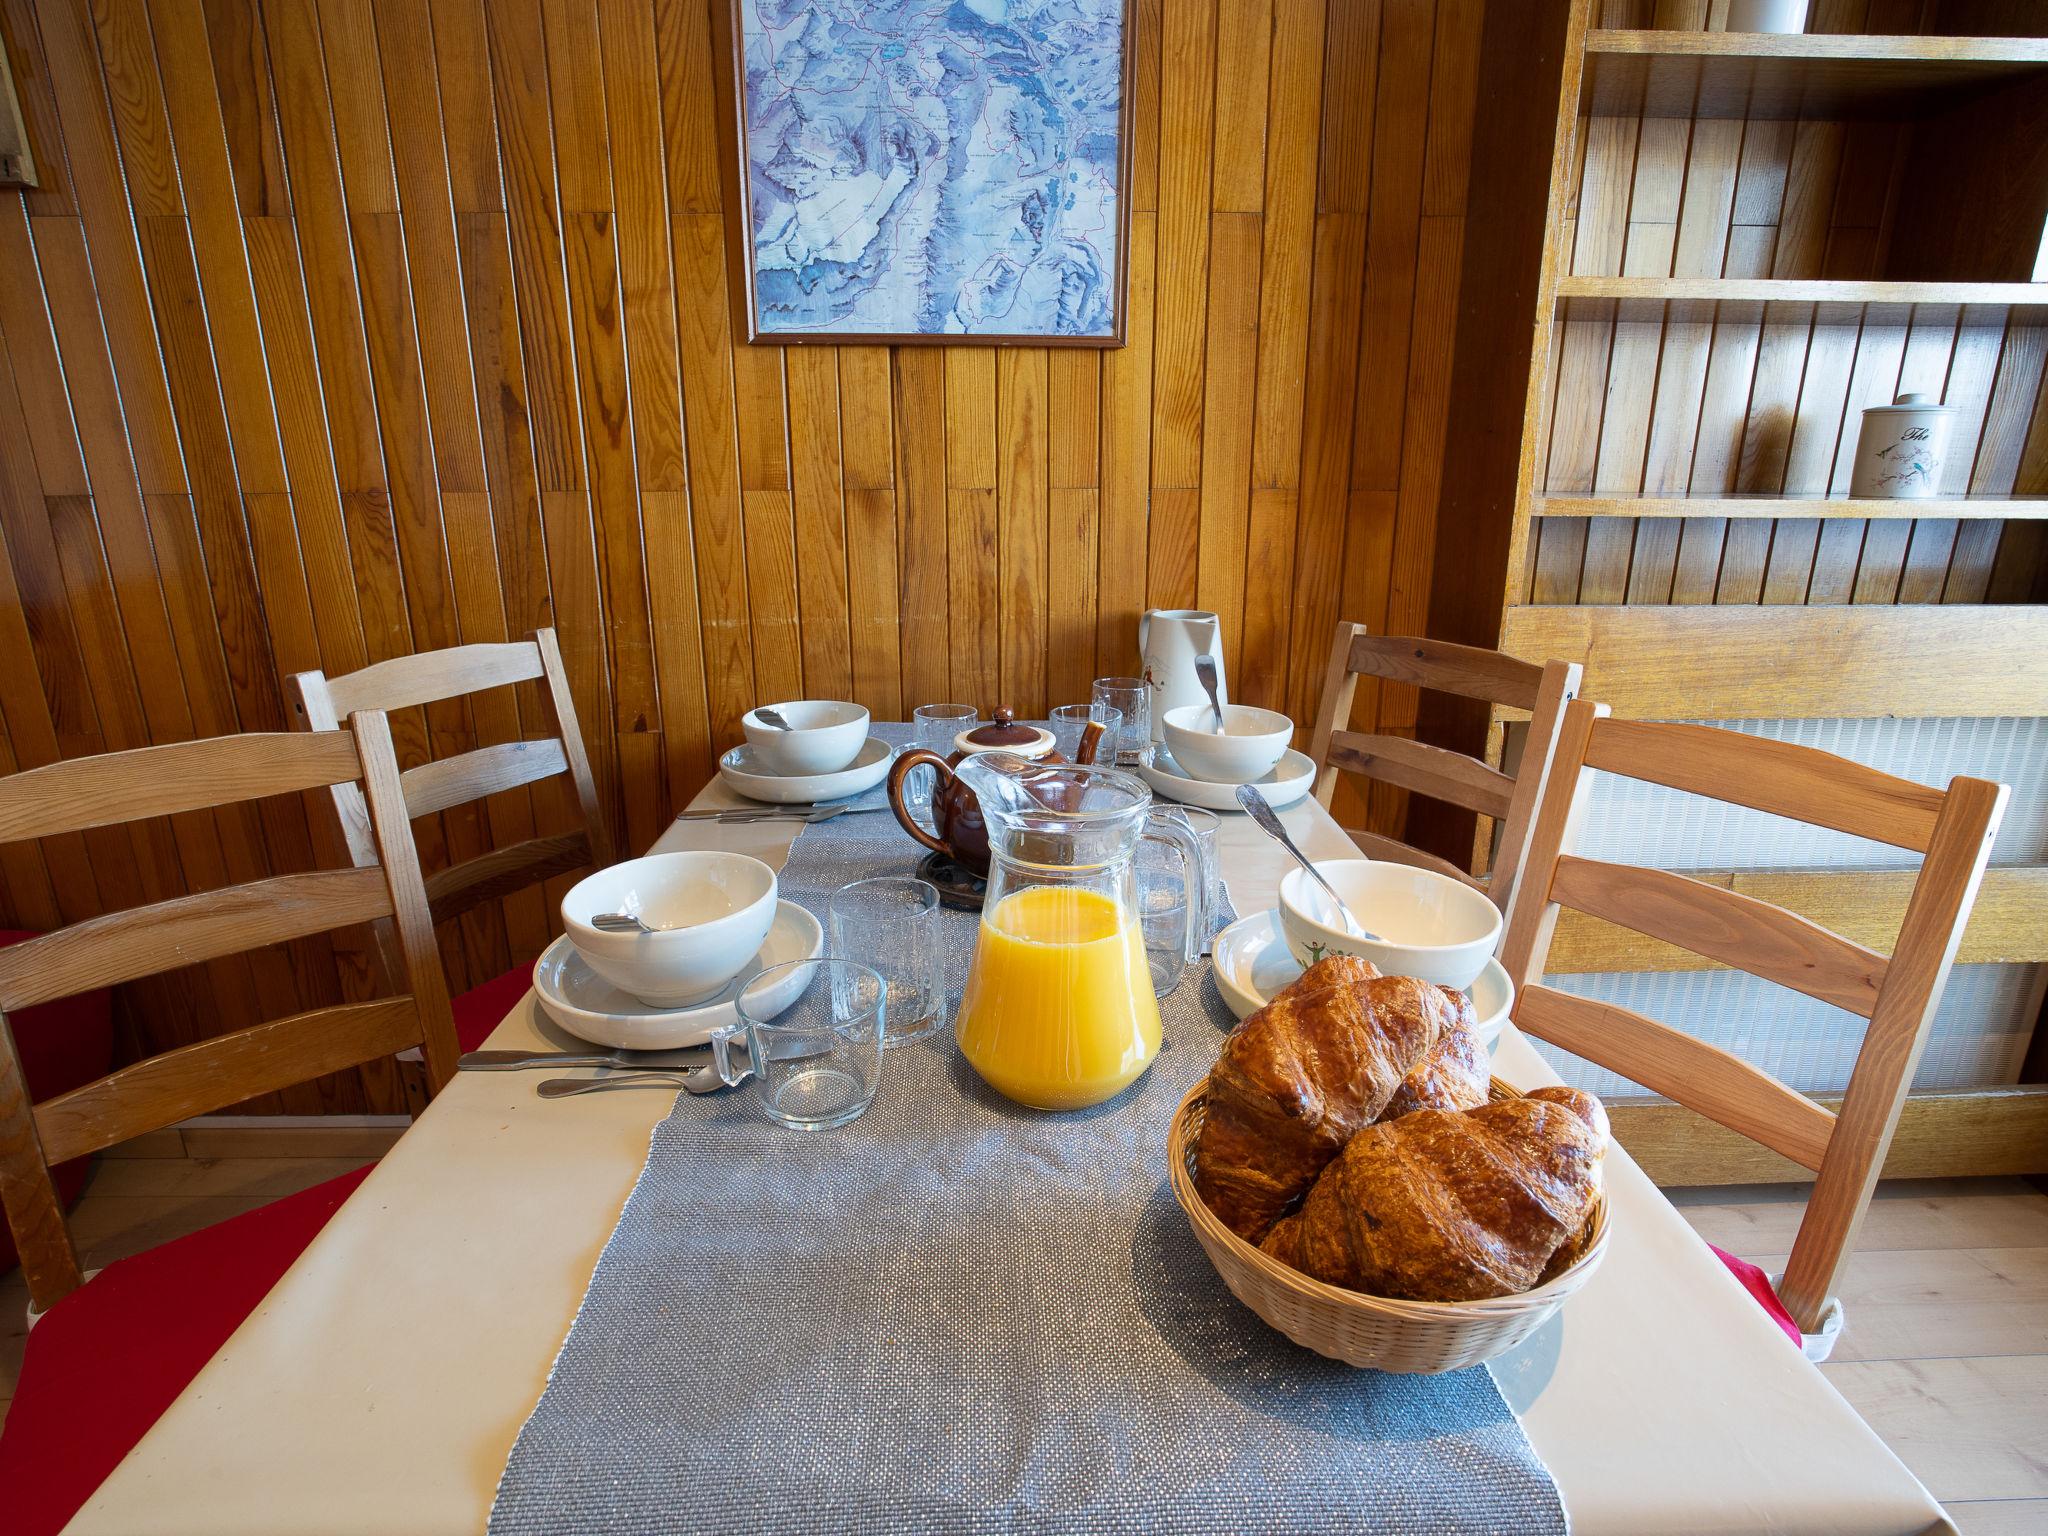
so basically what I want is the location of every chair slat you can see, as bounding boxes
[1550,855,1887,1017]
[320,640,544,717]
[33,998,424,1166]
[1515,984,1838,1172]
[1583,718,1946,852]
[0,867,396,1012]
[1346,632,1548,711]
[1341,827,1489,890]
[0,732,364,842]
[1327,731,1517,817]
[400,738,569,819]
[424,830,593,927]
[1777,776,2008,1324]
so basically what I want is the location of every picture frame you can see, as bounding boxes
[711,0,1135,349]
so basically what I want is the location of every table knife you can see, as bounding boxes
[460,1046,709,1072]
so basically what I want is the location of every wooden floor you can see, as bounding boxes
[3,1151,2045,1531]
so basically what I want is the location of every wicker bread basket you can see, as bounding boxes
[1166,1077,1610,1373]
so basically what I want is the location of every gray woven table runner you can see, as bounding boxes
[489,734,1567,1535]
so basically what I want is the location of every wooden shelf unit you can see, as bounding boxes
[1535,494,2048,519]
[1426,0,2048,1186]
[1582,28,2048,118]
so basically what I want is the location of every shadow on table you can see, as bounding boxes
[1125,1183,1514,1443]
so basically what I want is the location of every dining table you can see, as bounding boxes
[66,766,1955,1536]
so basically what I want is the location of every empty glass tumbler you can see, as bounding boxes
[1049,702,1122,761]
[1090,679,1151,766]
[709,959,885,1130]
[907,704,977,811]
[827,876,943,1046]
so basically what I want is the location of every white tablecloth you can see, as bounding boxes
[68,781,1953,1535]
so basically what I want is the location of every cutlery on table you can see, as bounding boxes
[1233,783,1380,941]
[459,1046,711,1072]
[1195,653,1226,733]
[673,804,886,824]
[537,1068,727,1099]
[530,1035,833,1098]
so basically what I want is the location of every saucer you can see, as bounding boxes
[1137,746,1317,812]
[916,849,988,911]
[1210,908,1513,1045]
[531,900,824,1049]
[717,736,894,804]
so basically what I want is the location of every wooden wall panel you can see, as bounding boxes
[0,0,1483,1111]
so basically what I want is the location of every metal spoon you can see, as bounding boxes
[1233,783,1379,941]
[586,911,655,934]
[755,706,795,731]
[1194,653,1226,734]
[537,1067,729,1098]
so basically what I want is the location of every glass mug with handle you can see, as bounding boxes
[707,959,885,1130]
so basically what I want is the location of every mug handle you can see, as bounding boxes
[887,748,956,856]
[707,1022,753,1087]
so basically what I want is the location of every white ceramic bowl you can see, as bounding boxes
[741,700,870,776]
[1162,703,1295,784]
[561,852,779,1007]
[1278,859,1502,991]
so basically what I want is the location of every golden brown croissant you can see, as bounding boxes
[1378,996,1488,1123]
[1271,953,1380,1003]
[1193,970,1464,1243]
[1261,1090,1608,1301]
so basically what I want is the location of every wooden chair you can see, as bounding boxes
[288,630,614,1050]
[1306,622,1581,914]
[1498,700,2008,1337]
[0,713,457,1311]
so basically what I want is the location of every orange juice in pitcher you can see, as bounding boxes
[950,754,1200,1110]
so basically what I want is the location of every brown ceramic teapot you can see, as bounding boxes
[886,709,1106,876]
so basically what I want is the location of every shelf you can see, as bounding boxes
[1497,603,2048,719]
[1553,277,2048,324]
[1582,30,2048,119]
[1534,495,2048,521]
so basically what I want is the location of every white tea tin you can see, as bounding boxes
[1849,393,1956,499]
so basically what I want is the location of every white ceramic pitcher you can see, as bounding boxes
[1139,608,1226,742]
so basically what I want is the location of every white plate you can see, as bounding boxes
[1210,908,1513,1045]
[531,900,823,1049]
[717,735,895,804]
[1138,746,1317,812]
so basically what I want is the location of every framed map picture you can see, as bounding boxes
[716,0,1133,347]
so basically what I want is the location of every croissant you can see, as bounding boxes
[1261,1089,1608,1302]
[1193,967,1464,1243]
[1378,1000,1488,1123]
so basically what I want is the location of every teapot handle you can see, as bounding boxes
[1075,719,1107,766]
[887,748,955,857]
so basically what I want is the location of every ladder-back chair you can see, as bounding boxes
[1307,622,1581,914]
[0,715,457,1312]
[289,630,614,1031]
[1499,700,2008,1336]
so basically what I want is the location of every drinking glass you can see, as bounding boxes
[1048,702,1121,761]
[907,703,977,810]
[1091,678,1151,766]
[709,959,884,1130]
[827,876,943,1046]
[1165,805,1224,940]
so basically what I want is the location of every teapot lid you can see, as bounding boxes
[961,708,1049,753]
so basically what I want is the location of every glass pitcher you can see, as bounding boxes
[950,752,1203,1111]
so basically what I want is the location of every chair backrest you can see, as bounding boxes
[0,715,459,1310]
[289,630,614,955]
[1498,701,2008,1331]
[1306,622,1582,913]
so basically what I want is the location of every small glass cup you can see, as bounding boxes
[1135,806,1201,997]
[1165,805,1224,941]
[907,704,977,810]
[1091,678,1151,765]
[709,959,884,1130]
[827,876,942,1046]
[1048,702,1121,761]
